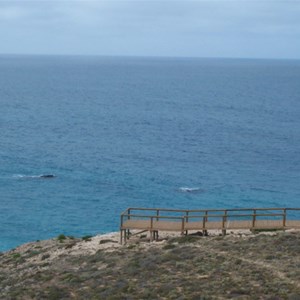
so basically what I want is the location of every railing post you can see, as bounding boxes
[202,215,206,231]
[124,229,127,245]
[150,217,153,242]
[185,211,189,235]
[222,211,227,236]
[203,211,208,236]
[252,209,256,229]
[155,210,159,240]
[127,209,131,240]
[120,214,123,244]
[283,208,287,227]
[181,217,184,235]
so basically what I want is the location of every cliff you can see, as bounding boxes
[0,230,300,299]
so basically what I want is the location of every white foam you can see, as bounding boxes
[179,187,202,193]
[12,174,51,179]
[12,174,34,178]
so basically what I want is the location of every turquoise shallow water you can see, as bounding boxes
[1,55,300,251]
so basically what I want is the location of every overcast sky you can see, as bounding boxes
[0,0,299,59]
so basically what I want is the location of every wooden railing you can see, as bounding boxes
[120,207,300,244]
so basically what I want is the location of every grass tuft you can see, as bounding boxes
[82,235,93,242]
[57,234,66,242]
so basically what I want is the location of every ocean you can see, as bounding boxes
[1,55,300,251]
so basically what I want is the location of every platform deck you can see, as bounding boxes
[120,207,300,244]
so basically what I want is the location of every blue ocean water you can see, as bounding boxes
[1,55,300,251]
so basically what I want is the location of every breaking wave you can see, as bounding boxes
[179,187,203,193]
[13,174,56,179]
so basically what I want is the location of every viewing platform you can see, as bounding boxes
[120,207,300,244]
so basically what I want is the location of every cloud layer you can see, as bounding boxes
[0,1,299,58]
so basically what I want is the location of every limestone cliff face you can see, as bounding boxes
[1,231,300,299]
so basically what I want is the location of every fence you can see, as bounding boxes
[120,207,300,244]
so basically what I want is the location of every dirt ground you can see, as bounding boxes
[0,230,300,299]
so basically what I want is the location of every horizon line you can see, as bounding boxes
[0,53,299,61]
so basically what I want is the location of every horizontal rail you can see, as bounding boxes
[123,214,184,220]
[123,207,189,214]
[184,213,285,219]
[122,207,300,215]
[122,213,288,219]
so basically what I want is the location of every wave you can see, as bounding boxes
[178,187,203,193]
[13,174,56,179]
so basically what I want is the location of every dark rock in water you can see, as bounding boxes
[40,175,55,178]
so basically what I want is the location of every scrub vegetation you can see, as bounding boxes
[0,231,300,299]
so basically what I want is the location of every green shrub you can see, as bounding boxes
[41,253,50,260]
[57,234,66,242]
[169,235,199,244]
[26,250,41,258]
[82,235,93,242]
[11,253,21,259]
[163,244,176,250]
[99,239,116,244]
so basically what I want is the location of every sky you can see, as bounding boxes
[0,0,299,59]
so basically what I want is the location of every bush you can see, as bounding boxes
[82,235,93,242]
[57,234,66,242]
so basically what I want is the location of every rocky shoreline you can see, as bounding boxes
[1,230,300,299]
